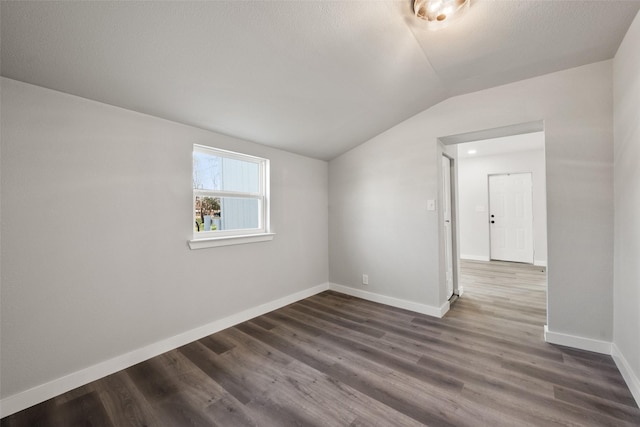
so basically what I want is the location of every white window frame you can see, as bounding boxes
[189,145,273,249]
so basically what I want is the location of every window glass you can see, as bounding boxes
[192,145,268,240]
[193,151,259,193]
[194,196,259,232]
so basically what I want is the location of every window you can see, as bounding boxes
[189,145,272,249]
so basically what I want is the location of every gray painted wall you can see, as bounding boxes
[613,11,640,396]
[329,60,614,341]
[0,78,329,399]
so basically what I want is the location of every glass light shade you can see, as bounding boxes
[414,0,470,27]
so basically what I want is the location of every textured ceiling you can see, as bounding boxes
[2,1,639,160]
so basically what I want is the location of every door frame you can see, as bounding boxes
[441,153,460,299]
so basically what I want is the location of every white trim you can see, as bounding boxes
[0,282,329,418]
[194,189,263,199]
[188,233,275,249]
[329,283,449,318]
[460,254,545,267]
[192,144,270,241]
[612,343,640,407]
[455,286,464,297]
[543,325,612,355]
[193,144,266,164]
[460,254,490,262]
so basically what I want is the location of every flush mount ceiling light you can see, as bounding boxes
[414,0,470,28]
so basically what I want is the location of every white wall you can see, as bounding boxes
[613,11,640,402]
[0,78,329,401]
[329,60,613,342]
[457,135,547,266]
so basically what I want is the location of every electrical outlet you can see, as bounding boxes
[362,274,369,285]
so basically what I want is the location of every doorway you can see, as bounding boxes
[450,130,547,267]
[437,121,547,316]
[488,172,534,264]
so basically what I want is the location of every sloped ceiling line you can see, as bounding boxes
[1,1,638,160]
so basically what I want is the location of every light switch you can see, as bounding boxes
[427,200,436,211]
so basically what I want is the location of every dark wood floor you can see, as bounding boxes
[3,260,639,426]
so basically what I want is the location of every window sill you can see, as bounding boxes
[188,233,275,250]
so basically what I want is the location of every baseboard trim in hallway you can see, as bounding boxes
[544,325,613,355]
[612,343,640,407]
[329,283,450,318]
[541,325,640,407]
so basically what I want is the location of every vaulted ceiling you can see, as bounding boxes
[2,1,639,160]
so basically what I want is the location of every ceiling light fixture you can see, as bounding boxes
[414,0,470,28]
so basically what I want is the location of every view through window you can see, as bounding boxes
[193,145,269,239]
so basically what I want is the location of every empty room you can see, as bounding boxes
[1,1,639,425]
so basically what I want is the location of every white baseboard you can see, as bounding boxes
[543,325,612,355]
[460,255,547,267]
[460,254,490,262]
[612,343,640,407]
[0,282,330,418]
[455,286,464,297]
[329,283,449,318]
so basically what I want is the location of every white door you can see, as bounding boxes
[442,156,454,299]
[489,173,534,264]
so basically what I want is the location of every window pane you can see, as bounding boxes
[195,196,259,232]
[193,152,259,193]
[194,196,221,231]
[193,152,222,191]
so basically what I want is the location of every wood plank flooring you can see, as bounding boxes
[3,260,639,426]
